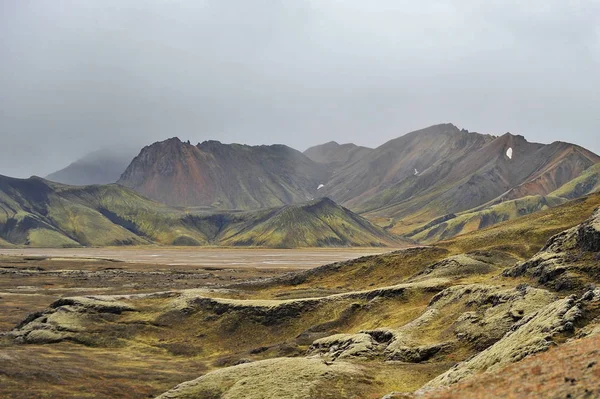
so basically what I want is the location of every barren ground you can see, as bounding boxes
[0,247,392,268]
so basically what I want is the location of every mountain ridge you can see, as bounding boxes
[0,175,403,248]
[118,138,330,209]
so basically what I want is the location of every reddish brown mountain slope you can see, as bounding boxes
[117,138,330,209]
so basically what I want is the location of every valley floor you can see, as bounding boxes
[0,247,393,269]
[0,249,394,398]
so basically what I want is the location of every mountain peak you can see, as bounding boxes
[303,196,337,208]
[500,132,527,141]
[163,137,183,144]
[118,139,329,208]
[304,142,372,168]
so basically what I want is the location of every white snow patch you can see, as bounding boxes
[414,169,419,175]
[506,147,513,159]
[317,184,324,190]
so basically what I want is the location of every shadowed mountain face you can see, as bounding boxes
[0,175,402,248]
[313,124,599,234]
[117,138,330,209]
[46,147,138,186]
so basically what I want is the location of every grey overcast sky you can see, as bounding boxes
[1,0,599,177]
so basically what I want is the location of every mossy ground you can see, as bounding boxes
[2,193,600,398]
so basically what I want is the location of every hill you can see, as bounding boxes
[551,162,600,199]
[117,138,330,209]
[219,197,399,247]
[0,175,402,248]
[46,147,138,186]
[408,333,600,399]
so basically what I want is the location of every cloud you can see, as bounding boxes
[1,0,599,177]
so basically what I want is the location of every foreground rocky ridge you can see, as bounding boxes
[3,196,600,398]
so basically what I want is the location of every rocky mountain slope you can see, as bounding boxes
[0,175,401,248]
[406,162,600,243]
[3,192,600,398]
[117,138,330,209]
[314,124,599,235]
[46,125,599,243]
[46,147,138,186]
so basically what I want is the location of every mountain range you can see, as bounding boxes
[317,124,599,234]
[29,122,600,246]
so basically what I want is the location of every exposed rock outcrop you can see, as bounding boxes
[422,289,600,389]
[10,296,136,344]
[504,208,600,290]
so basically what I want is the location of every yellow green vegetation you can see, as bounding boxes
[405,164,600,244]
[408,195,567,243]
[3,193,600,399]
[439,192,600,259]
[0,176,403,248]
[551,163,600,199]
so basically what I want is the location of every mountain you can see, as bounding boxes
[316,124,494,206]
[219,197,399,247]
[0,175,402,248]
[303,141,372,173]
[315,123,599,235]
[117,138,330,209]
[46,146,138,186]
[43,126,600,241]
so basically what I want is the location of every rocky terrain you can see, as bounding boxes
[1,192,599,398]
[330,125,599,236]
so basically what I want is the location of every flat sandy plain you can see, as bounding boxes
[0,247,393,269]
